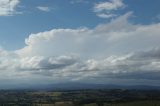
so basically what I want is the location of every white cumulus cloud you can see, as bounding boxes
[94,0,125,18]
[0,0,20,16]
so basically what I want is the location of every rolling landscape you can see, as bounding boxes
[0,84,160,105]
[0,88,160,106]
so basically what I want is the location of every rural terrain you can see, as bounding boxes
[0,89,160,106]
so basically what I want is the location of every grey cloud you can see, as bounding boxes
[0,48,160,85]
[66,48,160,81]
[37,56,78,70]
[130,48,160,60]
[17,55,78,71]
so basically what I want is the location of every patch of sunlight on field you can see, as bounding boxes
[35,104,55,106]
[83,103,97,106]
[54,101,73,106]
[30,92,62,97]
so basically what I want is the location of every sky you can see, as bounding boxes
[0,0,160,88]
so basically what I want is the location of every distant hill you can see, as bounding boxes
[26,83,160,90]
[1,83,160,90]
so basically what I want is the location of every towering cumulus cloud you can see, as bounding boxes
[0,12,160,86]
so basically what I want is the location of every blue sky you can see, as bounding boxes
[0,0,160,50]
[0,0,160,87]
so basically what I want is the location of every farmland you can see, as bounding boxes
[0,89,160,106]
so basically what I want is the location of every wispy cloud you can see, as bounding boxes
[94,0,125,12]
[0,0,20,16]
[155,14,160,20]
[70,0,89,4]
[96,13,117,18]
[94,0,125,18]
[37,6,50,12]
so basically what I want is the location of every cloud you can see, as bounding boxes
[96,13,117,18]
[18,55,78,71]
[94,0,125,12]
[0,0,20,16]
[16,12,160,58]
[37,6,50,12]
[94,0,125,18]
[1,12,160,85]
[155,14,160,21]
[2,48,160,85]
[70,0,89,4]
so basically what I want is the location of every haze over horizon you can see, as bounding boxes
[0,0,160,88]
